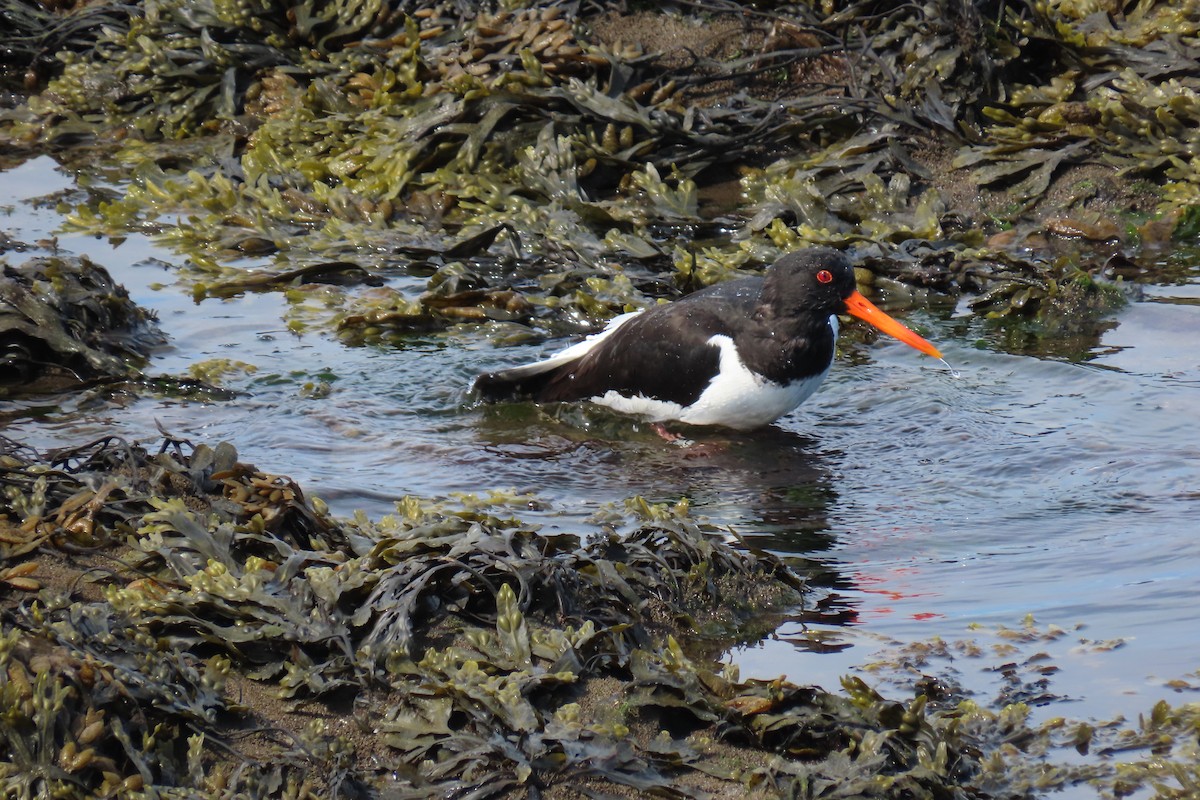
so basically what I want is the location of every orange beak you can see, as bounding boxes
[843,291,942,359]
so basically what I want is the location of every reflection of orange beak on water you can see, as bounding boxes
[851,566,945,622]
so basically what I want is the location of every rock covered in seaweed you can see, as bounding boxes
[0,255,164,396]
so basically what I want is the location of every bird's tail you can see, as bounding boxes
[472,358,575,402]
[472,313,641,403]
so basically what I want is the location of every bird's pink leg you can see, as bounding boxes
[651,422,683,442]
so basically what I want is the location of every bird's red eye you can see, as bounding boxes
[816,269,834,284]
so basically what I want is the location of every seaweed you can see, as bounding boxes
[5,436,1200,796]
[0,255,165,397]
[7,3,1200,795]
[6,0,1192,353]
[0,436,813,795]
[957,0,1200,212]
[7,435,1200,796]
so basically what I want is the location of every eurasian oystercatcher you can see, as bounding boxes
[473,248,942,430]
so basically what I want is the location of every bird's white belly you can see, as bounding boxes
[591,329,834,430]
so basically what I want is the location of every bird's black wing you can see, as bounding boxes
[535,278,765,406]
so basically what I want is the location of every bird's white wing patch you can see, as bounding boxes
[675,334,829,429]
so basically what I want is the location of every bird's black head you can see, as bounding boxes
[761,247,944,360]
[759,248,858,318]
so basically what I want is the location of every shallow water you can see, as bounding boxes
[4,154,1200,726]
